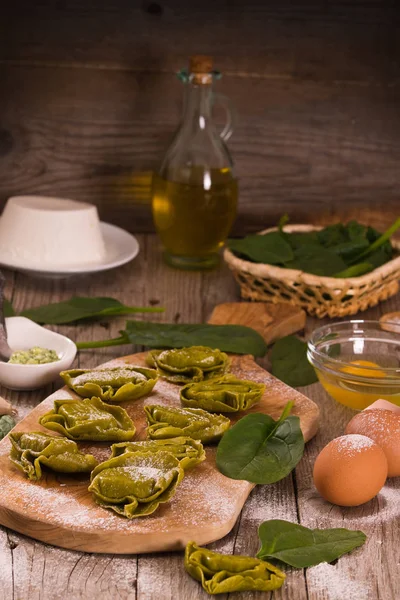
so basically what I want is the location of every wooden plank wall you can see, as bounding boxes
[0,0,399,234]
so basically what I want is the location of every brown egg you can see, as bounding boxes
[365,399,400,415]
[313,434,388,506]
[345,409,400,477]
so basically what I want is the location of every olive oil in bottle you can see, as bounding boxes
[151,56,238,269]
[152,168,237,262]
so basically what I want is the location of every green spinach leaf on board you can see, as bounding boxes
[77,320,269,357]
[216,401,304,484]
[227,232,293,264]
[257,520,367,568]
[20,297,164,324]
[270,335,318,387]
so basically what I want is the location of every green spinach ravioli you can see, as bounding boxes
[111,436,205,470]
[40,396,136,442]
[88,450,184,518]
[9,432,98,481]
[180,374,265,412]
[60,365,158,402]
[145,404,230,444]
[184,542,285,594]
[147,346,229,383]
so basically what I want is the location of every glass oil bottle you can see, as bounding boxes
[151,55,238,269]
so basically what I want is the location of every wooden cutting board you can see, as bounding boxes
[0,352,319,554]
[208,302,306,344]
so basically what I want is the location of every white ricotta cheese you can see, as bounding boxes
[0,196,106,268]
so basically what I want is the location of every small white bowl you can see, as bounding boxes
[0,317,77,390]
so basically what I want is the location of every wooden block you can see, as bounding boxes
[208,302,306,345]
[380,311,400,333]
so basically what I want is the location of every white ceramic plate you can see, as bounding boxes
[0,317,77,390]
[0,222,140,278]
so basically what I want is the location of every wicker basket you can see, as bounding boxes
[223,224,400,318]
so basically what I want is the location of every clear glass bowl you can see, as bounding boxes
[307,320,400,410]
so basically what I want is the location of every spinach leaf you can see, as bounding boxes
[270,336,318,387]
[364,245,393,269]
[227,232,293,264]
[257,520,367,568]
[4,298,15,317]
[350,217,400,263]
[346,220,369,241]
[228,217,399,278]
[284,246,347,276]
[285,231,320,249]
[366,225,381,244]
[316,223,348,248]
[20,297,164,324]
[327,343,341,358]
[329,239,370,261]
[320,221,370,264]
[278,214,289,233]
[333,263,374,278]
[216,401,304,484]
[77,320,268,357]
[289,222,369,265]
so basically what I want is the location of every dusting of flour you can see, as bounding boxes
[308,564,372,600]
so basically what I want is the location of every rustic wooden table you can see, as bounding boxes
[0,234,399,600]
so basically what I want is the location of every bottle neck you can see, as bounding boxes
[181,81,214,133]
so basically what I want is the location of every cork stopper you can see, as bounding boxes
[189,55,213,84]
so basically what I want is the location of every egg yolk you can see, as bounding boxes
[341,360,387,378]
[317,360,400,410]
